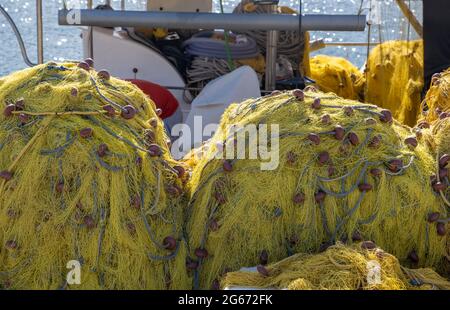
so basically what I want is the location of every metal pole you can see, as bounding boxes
[121,0,126,11]
[87,0,93,59]
[265,5,278,91]
[324,42,380,46]
[36,0,44,64]
[162,85,273,94]
[58,10,367,32]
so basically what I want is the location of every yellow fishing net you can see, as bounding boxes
[420,68,450,123]
[365,40,424,127]
[185,89,448,289]
[419,68,450,217]
[310,55,365,101]
[421,119,450,223]
[182,143,209,171]
[222,243,450,290]
[0,62,189,290]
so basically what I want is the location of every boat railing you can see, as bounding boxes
[58,5,366,90]
[2,0,372,76]
[1,0,423,73]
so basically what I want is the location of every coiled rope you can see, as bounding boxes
[185,0,307,95]
[232,0,307,69]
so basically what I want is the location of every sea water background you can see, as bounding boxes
[0,0,422,77]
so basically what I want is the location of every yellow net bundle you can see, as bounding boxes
[221,242,450,290]
[0,62,190,289]
[419,68,450,218]
[184,89,448,290]
[421,118,450,225]
[310,55,365,101]
[420,68,450,124]
[365,40,424,127]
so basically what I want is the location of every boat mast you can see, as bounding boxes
[395,0,423,38]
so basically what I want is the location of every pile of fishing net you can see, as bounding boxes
[0,62,189,289]
[420,68,450,123]
[222,242,450,290]
[418,68,450,223]
[184,88,448,289]
[365,40,424,127]
[309,55,365,101]
[421,119,450,232]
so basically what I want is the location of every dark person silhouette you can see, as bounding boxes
[423,0,450,94]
